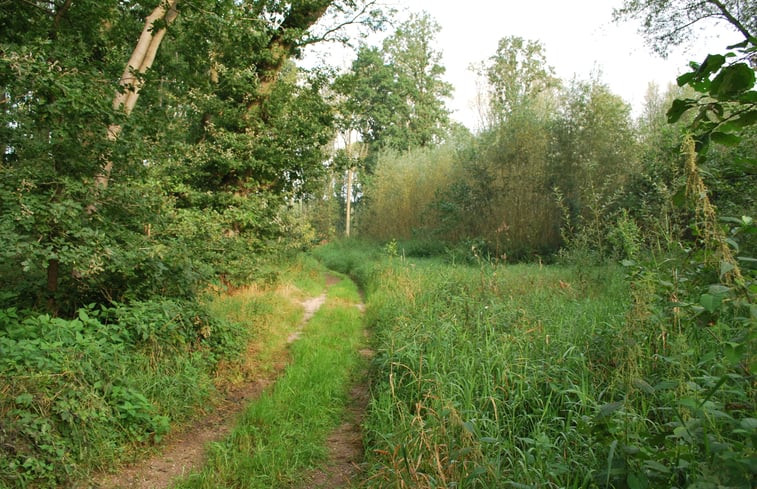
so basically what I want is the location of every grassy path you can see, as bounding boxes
[170,273,368,489]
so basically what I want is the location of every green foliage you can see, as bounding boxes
[668,44,757,152]
[478,36,560,123]
[359,144,460,240]
[335,12,452,158]
[358,72,638,262]
[614,0,757,56]
[0,300,246,487]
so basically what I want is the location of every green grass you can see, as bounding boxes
[172,276,366,488]
[313,241,754,488]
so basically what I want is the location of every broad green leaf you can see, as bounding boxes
[597,401,623,418]
[671,187,687,207]
[708,284,730,296]
[710,131,740,146]
[643,460,670,474]
[719,261,736,279]
[667,98,697,123]
[654,380,677,391]
[700,293,722,313]
[632,378,655,394]
[696,54,726,77]
[710,63,756,98]
[676,71,696,87]
[627,472,649,489]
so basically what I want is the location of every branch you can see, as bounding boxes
[51,0,73,38]
[707,0,754,41]
[299,0,380,47]
[16,0,54,15]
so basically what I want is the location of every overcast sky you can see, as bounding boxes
[303,0,736,130]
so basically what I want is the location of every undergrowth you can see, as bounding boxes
[316,241,755,488]
[0,256,324,488]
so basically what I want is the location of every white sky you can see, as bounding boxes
[302,0,737,130]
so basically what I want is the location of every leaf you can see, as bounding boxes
[671,187,687,207]
[627,472,649,489]
[726,40,750,50]
[699,293,722,313]
[731,109,757,128]
[708,284,731,296]
[710,63,756,98]
[696,54,726,78]
[632,378,655,395]
[676,71,696,87]
[642,460,670,474]
[605,439,618,486]
[667,98,697,123]
[14,393,34,406]
[719,261,736,281]
[724,343,742,365]
[710,131,741,146]
[654,380,678,391]
[736,91,757,103]
[597,401,624,418]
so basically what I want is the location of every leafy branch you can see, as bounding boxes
[668,40,757,151]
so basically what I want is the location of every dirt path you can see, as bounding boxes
[296,273,372,489]
[92,288,330,489]
[296,344,373,489]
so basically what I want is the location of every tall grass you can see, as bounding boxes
[315,242,754,488]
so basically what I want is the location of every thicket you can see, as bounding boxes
[342,8,757,486]
[357,76,640,261]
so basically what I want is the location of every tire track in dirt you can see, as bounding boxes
[91,286,330,489]
[296,279,373,489]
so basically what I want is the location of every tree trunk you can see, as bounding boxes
[46,258,59,314]
[345,167,353,237]
[99,0,180,187]
[246,1,332,115]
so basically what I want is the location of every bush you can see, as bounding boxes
[0,298,248,488]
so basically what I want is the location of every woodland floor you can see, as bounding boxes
[91,273,369,489]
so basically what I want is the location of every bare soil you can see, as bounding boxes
[91,288,330,489]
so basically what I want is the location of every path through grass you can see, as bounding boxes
[172,275,367,489]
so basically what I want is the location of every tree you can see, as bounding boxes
[614,0,756,56]
[335,12,451,157]
[0,0,384,311]
[477,36,559,124]
[382,12,452,148]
